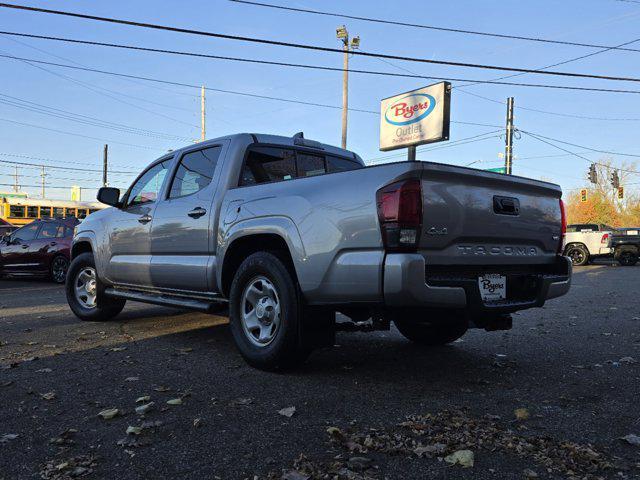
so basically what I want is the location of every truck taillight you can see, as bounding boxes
[558,199,567,254]
[601,233,609,245]
[376,178,422,252]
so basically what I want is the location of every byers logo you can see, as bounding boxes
[384,93,436,126]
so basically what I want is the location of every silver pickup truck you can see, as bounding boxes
[66,132,571,369]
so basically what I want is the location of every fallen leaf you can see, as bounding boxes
[523,468,539,478]
[97,408,119,420]
[0,433,18,443]
[514,408,530,421]
[124,377,139,382]
[126,426,142,435]
[621,434,640,446]
[282,471,310,480]
[136,396,151,403]
[278,406,296,418]
[166,398,182,406]
[230,397,253,406]
[619,357,637,364]
[110,347,127,352]
[135,402,154,415]
[36,368,52,373]
[40,391,56,401]
[444,449,474,468]
[193,418,202,428]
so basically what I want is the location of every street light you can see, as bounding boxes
[336,26,359,149]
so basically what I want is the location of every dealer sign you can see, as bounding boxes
[379,81,451,151]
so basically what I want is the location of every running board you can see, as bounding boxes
[104,287,225,313]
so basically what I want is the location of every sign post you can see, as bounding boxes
[379,81,451,159]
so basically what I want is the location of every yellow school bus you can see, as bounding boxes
[0,195,105,226]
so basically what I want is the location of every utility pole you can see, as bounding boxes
[40,166,46,199]
[201,85,206,142]
[103,144,108,187]
[13,166,18,192]
[504,97,515,175]
[336,26,359,149]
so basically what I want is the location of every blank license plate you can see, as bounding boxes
[478,274,506,302]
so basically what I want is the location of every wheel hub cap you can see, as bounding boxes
[240,276,281,347]
[74,267,98,309]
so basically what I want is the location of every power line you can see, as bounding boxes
[0,157,136,174]
[228,0,640,54]
[0,53,504,125]
[0,153,136,172]
[0,7,639,84]
[0,93,194,142]
[457,89,640,121]
[521,131,640,175]
[368,131,503,163]
[2,36,640,96]
[521,130,640,160]
[456,36,640,89]
[2,47,200,131]
[0,117,167,150]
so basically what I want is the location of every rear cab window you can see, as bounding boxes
[239,145,362,187]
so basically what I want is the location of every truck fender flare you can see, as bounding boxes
[217,216,306,290]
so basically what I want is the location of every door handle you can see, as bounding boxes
[50,242,57,246]
[188,207,207,219]
[138,214,152,224]
[21,244,28,249]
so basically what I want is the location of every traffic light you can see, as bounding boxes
[618,186,624,200]
[588,164,598,184]
[580,188,588,202]
[611,170,620,189]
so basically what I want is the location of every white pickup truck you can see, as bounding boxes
[564,223,614,266]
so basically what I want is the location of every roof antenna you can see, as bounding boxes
[292,132,304,139]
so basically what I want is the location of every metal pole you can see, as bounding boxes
[103,144,108,187]
[408,146,416,161]
[40,166,45,199]
[13,166,18,192]
[341,41,349,149]
[504,97,514,175]
[201,85,206,142]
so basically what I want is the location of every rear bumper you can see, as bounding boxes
[383,254,571,313]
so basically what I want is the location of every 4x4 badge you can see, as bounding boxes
[427,226,448,236]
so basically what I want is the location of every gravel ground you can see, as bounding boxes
[1,263,639,479]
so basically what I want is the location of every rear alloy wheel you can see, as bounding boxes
[229,251,311,370]
[66,252,126,322]
[394,315,468,346]
[565,244,589,266]
[50,255,69,284]
[618,251,639,266]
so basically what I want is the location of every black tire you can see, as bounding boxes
[50,255,69,284]
[229,251,309,370]
[66,252,126,322]
[394,313,468,346]
[565,244,590,266]
[618,251,639,266]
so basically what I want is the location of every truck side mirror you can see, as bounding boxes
[97,187,121,207]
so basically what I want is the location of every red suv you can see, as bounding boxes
[0,218,78,283]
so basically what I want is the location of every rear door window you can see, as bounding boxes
[37,223,60,239]
[241,147,297,186]
[326,155,362,173]
[297,153,326,177]
[169,146,222,198]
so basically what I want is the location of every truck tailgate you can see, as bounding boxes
[418,162,562,265]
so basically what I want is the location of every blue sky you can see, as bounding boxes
[1,0,639,200]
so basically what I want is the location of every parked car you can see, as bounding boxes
[66,132,571,369]
[611,231,640,266]
[0,218,78,283]
[564,223,615,266]
[0,218,15,237]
